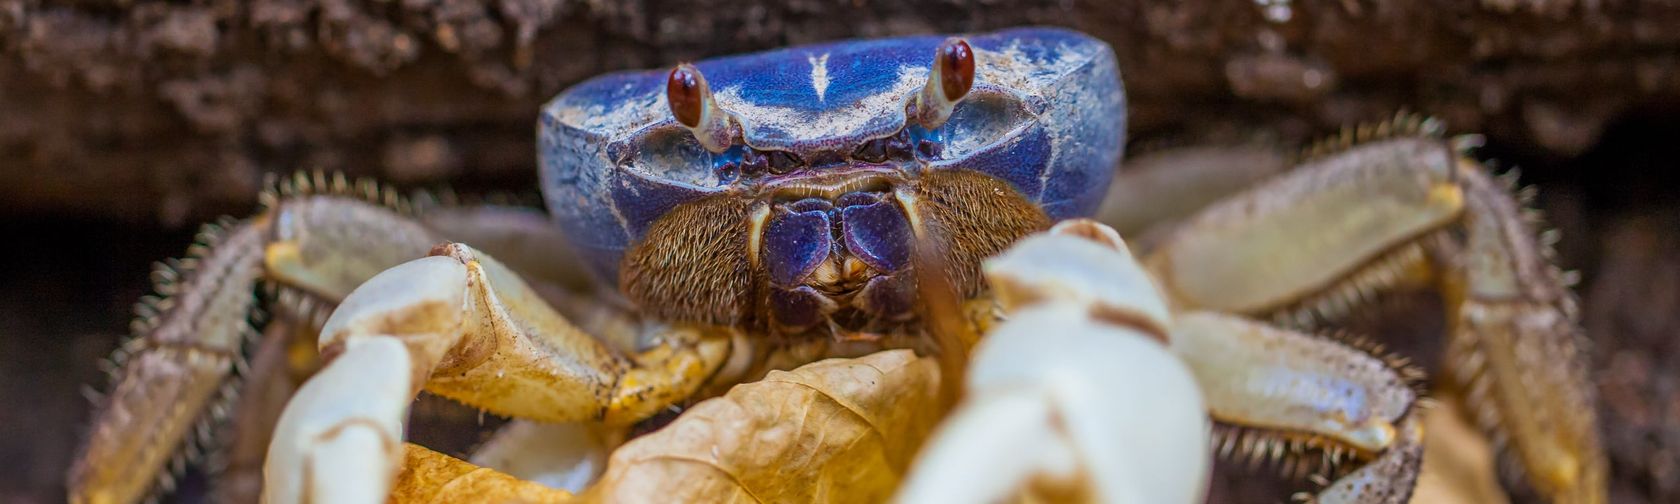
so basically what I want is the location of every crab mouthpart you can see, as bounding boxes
[767,170,896,202]
[751,170,919,333]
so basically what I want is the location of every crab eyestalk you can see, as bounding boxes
[911,38,975,130]
[667,63,736,153]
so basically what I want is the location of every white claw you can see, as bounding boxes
[265,256,472,504]
[983,227,1172,337]
[899,221,1210,504]
[264,337,411,504]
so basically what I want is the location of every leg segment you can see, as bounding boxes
[1173,313,1417,461]
[72,189,432,504]
[71,172,577,504]
[1439,167,1604,502]
[71,218,267,504]
[264,244,729,504]
[1173,312,1424,503]
[1142,129,1605,502]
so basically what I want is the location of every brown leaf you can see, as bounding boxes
[390,349,942,504]
[584,349,942,503]
[392,444,576,504]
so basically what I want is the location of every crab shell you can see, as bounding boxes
[539,27,1125,307]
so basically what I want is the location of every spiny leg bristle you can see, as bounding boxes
[269,282,337,331]
[90,215,268,503]
[1318,329,1431,398]
[1269,239,1431,332]
[258,169,541,217]
[1211,422,1367,482]
[1295,111,1446,164]
[263,170,417,215]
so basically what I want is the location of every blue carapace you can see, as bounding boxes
[539,27,1124,333]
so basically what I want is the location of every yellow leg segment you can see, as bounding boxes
[264,243,729,504]
[1142,132,1604,502]
[1438,164,1605,503]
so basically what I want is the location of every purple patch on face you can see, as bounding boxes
[840,200,912,273]
[856,273,915,321]
[763,209,832,286]
[770,285,836,330]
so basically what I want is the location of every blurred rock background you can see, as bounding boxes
[0,0,1676,502]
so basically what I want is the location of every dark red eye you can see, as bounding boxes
[667,64,705,128]
[936,39,974,102]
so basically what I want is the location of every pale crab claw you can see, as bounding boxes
[897,221,1211,503]
[909,37,975,129]
[667,63,736,153]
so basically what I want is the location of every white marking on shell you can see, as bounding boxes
[716,66,924,140]
[810,52,832,102]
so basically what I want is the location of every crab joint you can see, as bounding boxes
[910,38,975,129]
[666,63,736,153]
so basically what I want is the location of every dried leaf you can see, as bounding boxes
[390,349,942,504]
[392,444,576,504]
[585,349,942,503]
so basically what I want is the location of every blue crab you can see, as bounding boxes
[70,27,1603,503]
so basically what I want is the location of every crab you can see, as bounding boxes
[68,27,1605,503]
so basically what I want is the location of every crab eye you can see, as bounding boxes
[767,150,804,174]
[666,63,734,153]
[935,39,974,102]
[853,138,889,163]
[911,38,977,129]
[667,65,705,129]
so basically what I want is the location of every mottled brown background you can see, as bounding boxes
[0,0,1676,502]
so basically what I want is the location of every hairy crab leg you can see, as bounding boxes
[1441,160,1603,502]
[1172,312,1425,503]
[1141,118,1605,503]
[264,243,731,504]
[71,217,268,504]
[71,172,575,504]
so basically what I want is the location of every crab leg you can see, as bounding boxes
[1442,162,1603,502]
[71,189,432,504]
[71,173,573,504]
[264,243,730,504]
[970,221,1423,502]
[71,217,268,504]
[1142,126,1604,502]
[1172,312,1424,503]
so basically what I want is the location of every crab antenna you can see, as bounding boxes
[911,38,976,129]
[667,63,735,153]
